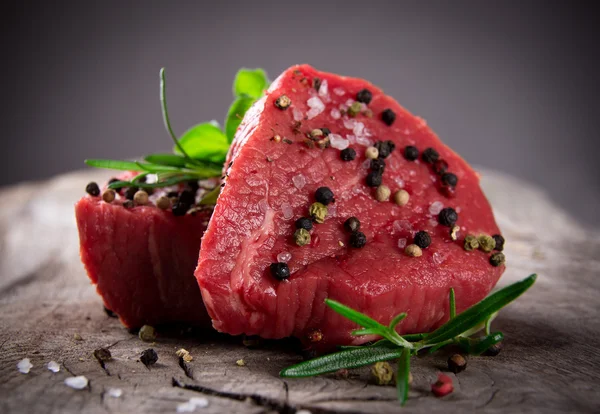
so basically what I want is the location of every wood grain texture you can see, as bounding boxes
[0,169,599,414]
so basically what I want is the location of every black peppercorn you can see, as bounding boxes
[441,172,458,187]
[403,146,419,161]
[295,217,313,231]
[366,171,383,187]
[315,187,335,205]
[167,191,179,198]
[433,159,449,175]
[320,127,331,136]
[414,231,431,249]
[447,354,467,373]
[186,180,200,192]
[356,89,373,104]
[370,158,386,173]
[381,109,396,126]
[124,186,139,200]
[374,140,396,159]
[85,182,100,197]
[270,262,290,280]
[489,252,506,267]
[340,147,357,161]
[172,201,190,216]
[422,147,440,164]
[179,190,196,205]
[483,341,503,356]
[344,217,361,233]
[313,77,321,91]
[492,234,505,251]
[438,207,458,226]
[349,231,367,248]
[140,348,158,366]
[93,348,112,363]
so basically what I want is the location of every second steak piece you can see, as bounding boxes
[195,65,504,351]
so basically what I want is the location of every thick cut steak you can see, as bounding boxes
[75,177,211,328]
[196,65,505,350]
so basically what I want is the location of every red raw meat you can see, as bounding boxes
[75,176,211,328]
[196,65,505,350]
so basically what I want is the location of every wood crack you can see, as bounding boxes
[171,377,360,414]
[178,357,194,380]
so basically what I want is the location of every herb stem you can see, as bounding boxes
[160,68,200,166]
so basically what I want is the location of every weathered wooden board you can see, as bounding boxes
[0,169,599,414]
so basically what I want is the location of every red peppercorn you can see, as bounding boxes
[431,373,454,397]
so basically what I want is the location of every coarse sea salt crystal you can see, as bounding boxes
[346,134,356,144]
[17,358,32,374]
[281,202,294,219]
[329,134,349,150]
[65,376,89,390]
[394,177,405,188]
[318,79,328,97]
[47,361,60,373]
[333,87,345,96]
[177,397,209,412]
[292,174,306,190]
[428,218,438,227]
[296,410,313,414]
[189,398,209,408]
[355,136,371,147]
[433,251,446,265]
[343,118,356,130]
[362,159,371,169]
[353,121,365,137]
[292,107,304,121]
[429,201,444,215]
[393,220,413,233]
[397,238,407,249]
[456,206,462,213]
[330,108,341,119]
[277,252,292,263]
[107,388,123,398]
[306,97,325,119]
[345,98,354,106]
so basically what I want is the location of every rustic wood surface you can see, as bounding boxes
[0,169,599,414]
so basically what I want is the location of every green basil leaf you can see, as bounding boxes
[144,154,188,168]
[279,345,403,378]
[325,299,386,331]
[233,68,269,99]
[174,122,229,163]
[225,95,254,143]
[85,159,146,172]
[396,348,410,406]
[423,274,537,345]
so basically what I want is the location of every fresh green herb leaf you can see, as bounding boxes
[174,122,230,163]
[144,154,188,168]
[280,345,404,378]
[449,288,456,319]
[225,95,254,143]
[389,313,407,331]
[108,174,201,190]
[456,331,504,355]
[233,68,269,99]
[422,274,537,345]
[325,299,386,331]
[396,347,410,406]
[85,159,148,172]
[199,186,221,205]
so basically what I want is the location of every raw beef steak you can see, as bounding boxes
[76,175,212,328]
[196,65,505,350]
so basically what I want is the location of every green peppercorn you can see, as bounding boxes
[371,361,394,385]
[309,202,328,224]
[347,102,362,117]
[294,228,311,246]
[478,234,496,252]
[490,252,506,267]
[464,235,479,251]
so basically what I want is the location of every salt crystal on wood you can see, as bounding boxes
[17,358,32,374]
[107,388,123,398]
[65,376,88,390]
[47,361,60,373]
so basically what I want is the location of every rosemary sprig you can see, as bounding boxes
[280,274,537,406]
[84,67,269,191]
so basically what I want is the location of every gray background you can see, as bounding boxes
[2,1,598,227]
